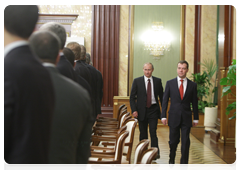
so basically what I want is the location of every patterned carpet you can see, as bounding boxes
[131,126,226,164]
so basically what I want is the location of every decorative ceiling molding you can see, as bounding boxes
[38,14,79,25]
[36,14,79,37]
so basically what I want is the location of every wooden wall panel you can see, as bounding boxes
[218,68,236,144]
[91,5,120,112]
[194,5,201,73]
[217,5,235,144]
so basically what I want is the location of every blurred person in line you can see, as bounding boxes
[86,52,93,66]
[67,42,99,121]
[29,31,92,164]
[85,52,103,117]
[63,47,92,103]
[39,22,77,82]
[4,5,55,164]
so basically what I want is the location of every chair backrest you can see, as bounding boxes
[116,104,127,120]
[119,112,130,128]
[140,147,158,164]
[134,139,149,164]
[114,131,129,163]
[118,109,128,124]
[121,118,138,163]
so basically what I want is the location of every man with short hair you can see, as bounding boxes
[39,22,77,82]
[4,5,55,164]
[86,52,93,65]
[29,30,92,164]
[130,62,163,160]
[161,60,198,164]
[67,42,100,120]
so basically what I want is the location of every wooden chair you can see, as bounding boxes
[89,140,155,170]
[101,118,138,164]
[88,131,129,164]
[133,139,150,164]
[141,147,158,170]
[91,125,127,146]
[94,109,128,127]
[97,104,126,122]
[93,112,131,133]
[91,114,131,146]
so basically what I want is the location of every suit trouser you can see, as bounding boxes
[169,124,191,164]
[138,104,159,154]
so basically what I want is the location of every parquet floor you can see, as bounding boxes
[130,126,236,164]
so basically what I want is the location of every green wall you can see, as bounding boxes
[133,5,181,89]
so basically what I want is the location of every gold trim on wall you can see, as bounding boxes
[180,5,185,60]
[128,5,135,95]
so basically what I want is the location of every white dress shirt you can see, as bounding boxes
[144,75,156,105]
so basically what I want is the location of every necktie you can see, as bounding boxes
[179,79,184,100]
[146,79,151,108]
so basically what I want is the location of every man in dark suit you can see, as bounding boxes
[63,47,92,98]
[4,5,55,164]
[39,22,77,82]
[130,62,163,159]
[67,42,100,121]
[86,53,103,116]
[161,60,198,164]
[29,30,92,164]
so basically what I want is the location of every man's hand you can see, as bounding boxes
[132,111,138,118]
[193,122,198,127]
[161,119,167,125]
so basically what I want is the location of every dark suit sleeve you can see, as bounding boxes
[4,76,14,156]
[161,81,170,119]
[76,95,92,164]
[130,79,137,113]
[192,82,199,120]
[158,79,164,107]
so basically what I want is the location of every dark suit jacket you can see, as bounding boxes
[75,60,99,118]
[96,69,103,115]
[130,76,163,121]
[57,55,77,82]
[75,73,92,98]
[161,77,198,128]
[74,60,92,87]
[4,45,55,164]
[45,66,92,164]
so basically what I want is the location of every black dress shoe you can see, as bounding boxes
[154,154,160,160]
[169,159,175,164]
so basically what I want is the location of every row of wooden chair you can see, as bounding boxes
[88,104,158,164]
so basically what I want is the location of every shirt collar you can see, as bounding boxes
[177,76,187,82]
[42,62,56,68]
[4,40,29,57]
[144,75,153,82]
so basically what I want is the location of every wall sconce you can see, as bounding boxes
[141,22,172,59]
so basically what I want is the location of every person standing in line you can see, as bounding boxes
[67,42,99,121]
[161,60,198,164]
[29,31,92,164]
[39,22,77,82]
[130,62,163,160]
[63,47,92,98]
[85,52,103,117]
[4,5,55,164]
[86,52,93,66]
